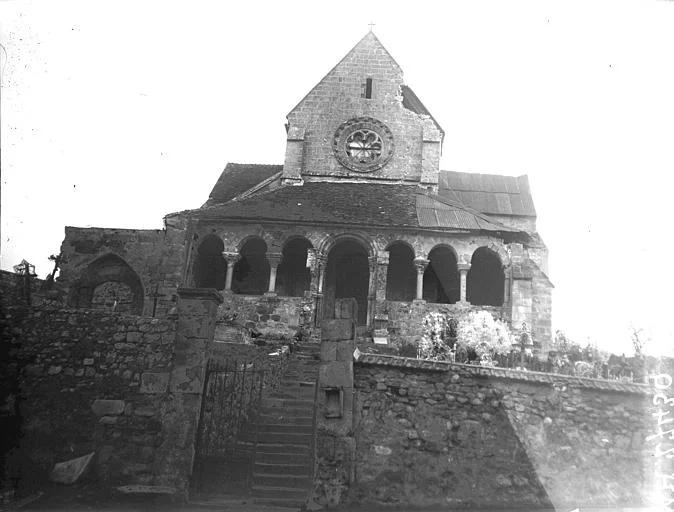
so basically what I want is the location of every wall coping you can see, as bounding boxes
[177,287,224,303]
[353,350,653,395]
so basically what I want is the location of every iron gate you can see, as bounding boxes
[192,356,288,494]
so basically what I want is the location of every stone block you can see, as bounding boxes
[320,342,337,362]
[319,361,353,388]
[49,452,95,484]
[321,319,354,342]
[91,399,125,416]
[140,372,170,394]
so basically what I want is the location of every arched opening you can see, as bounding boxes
[323,240,370,326]
[386,242,415,301]
[193,235,225,290]
[423,246,460,304]
[71,254,144,315]
[277,238,312,297]
[467,247,504,306]
[232,238,269,295]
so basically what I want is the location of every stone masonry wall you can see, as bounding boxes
[315,354,654,510]
[286,33,442,183]
[0,305,176,486]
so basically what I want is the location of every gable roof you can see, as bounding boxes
[438,171,536,217]
[401,85,444,136]
[190,182,523,237]
[204,163,282,207]
[287,32,402,117]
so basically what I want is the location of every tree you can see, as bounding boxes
[456,311,512,366]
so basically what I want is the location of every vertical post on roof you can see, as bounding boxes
[458,263,471,304]
[413,257,429,301]
[222,252,240,291]
[266,253,283,295]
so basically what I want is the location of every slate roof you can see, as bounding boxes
[438,171,536,217]
[204,163,282,207]
[191,182,522,236]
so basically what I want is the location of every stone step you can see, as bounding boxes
[251,485,308,500]
[259,405,313,417]
[255,451,311,464]
[252,496,304,509]
[262,398,314,408]
[254,443,310,455]
[257,424,313,435]
[253,473,311,489]
[253,462,310,476]
[257,413,313,426]
[248,432,311,445]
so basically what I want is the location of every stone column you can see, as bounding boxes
[314,255,326,327]
[375,250,389,301]
[154,287,222,497]
[413,257,430,301]
[458,263,471,304]
[266,252,283,295]
[222,252,240,292]
[366,256,378,327]
[503,266,511,308]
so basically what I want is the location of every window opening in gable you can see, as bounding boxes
[365,78,373,99]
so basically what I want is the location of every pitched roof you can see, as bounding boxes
[204,163,282,207]
[438,171,536,217]
[191,182,523,236]
[401,85,444,136]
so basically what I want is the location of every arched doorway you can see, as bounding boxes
[467,247,504,306]
[323,240,370,326]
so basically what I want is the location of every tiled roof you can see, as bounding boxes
[204,163,282,207]
[439,171,536,217]
[192,182,522,235]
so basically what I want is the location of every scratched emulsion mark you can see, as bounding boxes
[646,372,674,507]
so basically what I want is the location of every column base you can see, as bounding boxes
[263,292,278,298]
[412,299,427,304]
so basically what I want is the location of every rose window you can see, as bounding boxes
[333,117,394,172]
[345,129,383,164]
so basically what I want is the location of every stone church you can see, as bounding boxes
[57,31,552,352]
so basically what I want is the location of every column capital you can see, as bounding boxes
[377,250,390,266]
[414,257,430,273]
[266,252,283,267]
[222,251,240,264]
[457,263,471,273]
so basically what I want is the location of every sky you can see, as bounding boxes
[1,0,673,356]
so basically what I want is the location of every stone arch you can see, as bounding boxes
[385,241,416,301]
[192,234,225,290]
[277,236,313,297]
[323,237,371,326]
[232,236,269,295]
[467,246,504,306]
[423,245,460,304]
[71,253,144,315]
[317,232,376,260]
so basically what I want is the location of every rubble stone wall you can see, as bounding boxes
[0,305,176,486]
[314,354,653,509]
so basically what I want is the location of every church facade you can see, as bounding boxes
[57,32,552,353]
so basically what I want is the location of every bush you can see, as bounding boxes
[456,311,513,365]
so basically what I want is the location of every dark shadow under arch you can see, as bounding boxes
[467,247,504,306]
[232,237,269,295]
[386,242,416,301]
[324,239,370,326]
[277,237,312,297]
[423,246,459,304]
[193,234,226,290]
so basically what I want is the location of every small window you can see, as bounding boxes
[365,78,373,99]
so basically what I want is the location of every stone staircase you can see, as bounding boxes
[250,343,321,509]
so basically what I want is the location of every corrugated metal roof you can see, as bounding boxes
[439,171,536,217]
[415,195,518,232]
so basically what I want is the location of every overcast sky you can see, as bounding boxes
[2,0,673,356]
